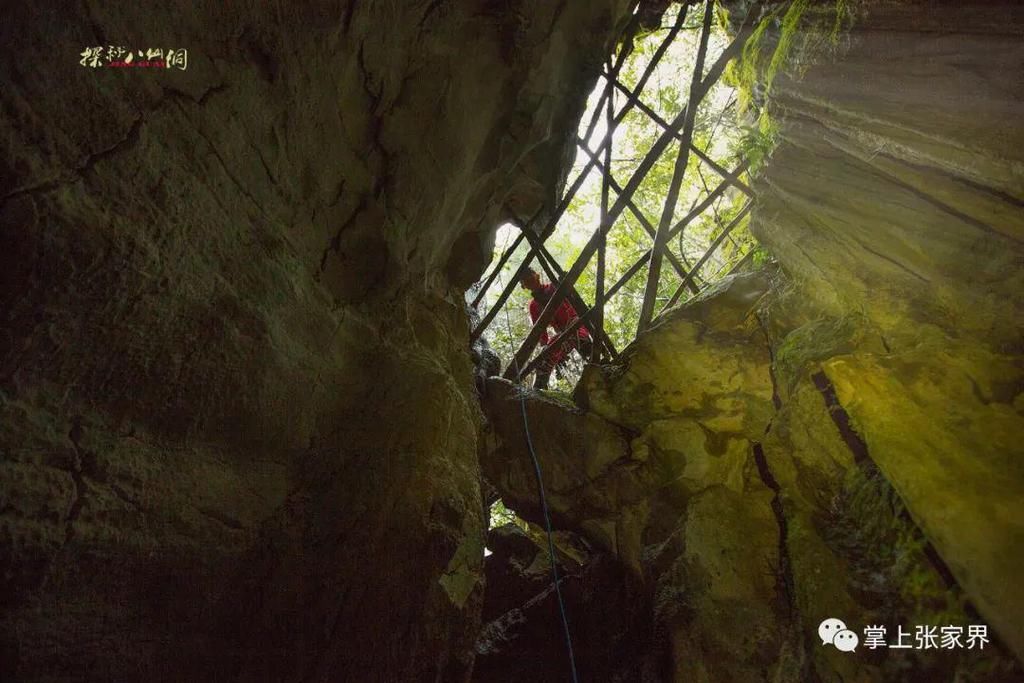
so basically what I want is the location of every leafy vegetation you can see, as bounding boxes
[725,0,857,171]
[488,499,527,530]
[471,1,786,391]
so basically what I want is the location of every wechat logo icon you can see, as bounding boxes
[820,618,859,652]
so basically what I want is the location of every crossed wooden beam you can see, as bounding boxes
[470,0,766,383]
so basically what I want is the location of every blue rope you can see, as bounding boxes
[492,243,580,682]
[517,389,580,683]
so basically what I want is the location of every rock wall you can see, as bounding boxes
[482,269,1022,681]
[481,273,786,681]
[479,1,1024,680]
[754,0,1024,663]
[0,1,632,679]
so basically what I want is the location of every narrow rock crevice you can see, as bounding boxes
[317,195,364,275]
[811,370,958,590]
[752,442,796,621]
[754,310,783,411]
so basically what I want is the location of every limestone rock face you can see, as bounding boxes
[0,1,632,679]
[481,379,638,545]
[480,3,1024,681]
[482,269,1022,681]
[753,0,1024,664]
[482,272,796,681]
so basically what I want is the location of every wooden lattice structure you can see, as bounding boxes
[470,0,765,383]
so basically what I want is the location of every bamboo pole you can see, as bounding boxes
[523,242,758,381]
[517,250,651,381]
[637,0,716,333]
[503,88,698,378]
[661,200,753,310]
[594,58,613,362]
[667,159,749,241]
[574,137,695,288]
[470,9,687,345]
[579,160,749,324]
[522,230,620,360]
[495,0,766,366]
[471,231,525,308]
[695,163,742,256]
[606,77,754,198]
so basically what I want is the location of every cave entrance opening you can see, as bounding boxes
[469,0,767,392]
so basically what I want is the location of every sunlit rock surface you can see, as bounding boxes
[482,268,1022,681]
[753,0,1024,666]
[0,1,632,679]
[482,273,795,681]
[481,2,1022,679]
[1,0,1022,679]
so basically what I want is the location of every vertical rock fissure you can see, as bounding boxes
[752,311,802,655]
[810,370,960,592]
[809,371,869,467]
[752,442,795,621]
[753,309,825,681]
[755,311,783,411]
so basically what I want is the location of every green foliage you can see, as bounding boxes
[475,2,766,388]
[830,0,856,46]
[488,499,526,531]
[750,244,773,268]
[769,0,811,88]
[730,4,782,112]
[726,0,856,173]
[736,111,779,174]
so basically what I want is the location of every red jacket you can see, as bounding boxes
[528,284,591,364]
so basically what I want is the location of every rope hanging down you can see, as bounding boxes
[495,232,581,683]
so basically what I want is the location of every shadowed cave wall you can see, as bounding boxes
[0,1,633,680]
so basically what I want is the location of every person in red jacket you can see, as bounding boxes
[518,266,593,388]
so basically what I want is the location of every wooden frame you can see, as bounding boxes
[469,0,766,384]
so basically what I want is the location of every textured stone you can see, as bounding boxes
[0,1,633,679]
[2,0,1022,679]
[482,272,797,680]
[481,266,1022,680]
[482,2,1023,680]
[751,0,1024,664]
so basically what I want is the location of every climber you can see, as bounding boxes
[518,266,593,389]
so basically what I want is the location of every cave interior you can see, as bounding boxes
[0,0,1022,681]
